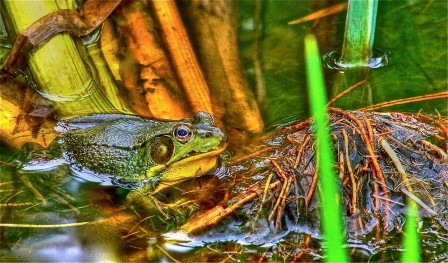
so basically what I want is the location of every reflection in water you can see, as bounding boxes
[0,164,125,262]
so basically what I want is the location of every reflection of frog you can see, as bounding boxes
[21,112,228,189]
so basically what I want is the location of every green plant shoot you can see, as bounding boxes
[402,199,420,262]
[304,34,348,262]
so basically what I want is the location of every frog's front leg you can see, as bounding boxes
[126,184,197,228]
[126,174,224,230]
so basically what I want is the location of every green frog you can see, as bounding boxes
[21,112,228,189]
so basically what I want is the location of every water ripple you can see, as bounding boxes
[322,48,391,71]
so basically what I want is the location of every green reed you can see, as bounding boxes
[331,0,379,108]
[402,199,421,262]
[304,34,348,262]
[340,1,421,261]
[340,0,378,66]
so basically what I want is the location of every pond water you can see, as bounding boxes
[1,0,447,262]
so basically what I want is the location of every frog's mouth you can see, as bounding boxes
[167,138,228,165]
[146,140,228,183]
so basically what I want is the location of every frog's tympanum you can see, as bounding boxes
[31,112,227,187]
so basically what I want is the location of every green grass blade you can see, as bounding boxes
[402,199,420,262]
[304,34,348,262]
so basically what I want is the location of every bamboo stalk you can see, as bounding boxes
[178,0,264,133]
[149,0,213,115]
[85,38,131,114]
[113,1,191,119]
[1,0,121,116]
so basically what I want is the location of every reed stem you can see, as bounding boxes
[402,199,420,262]
[340,0,378,66]
[304,34,348,263]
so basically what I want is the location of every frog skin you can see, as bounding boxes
[50,111,228,185]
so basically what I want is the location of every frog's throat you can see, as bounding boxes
[145,147,226,182]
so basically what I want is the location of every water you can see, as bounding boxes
[1,0,447,262]
[238,0,447,124]
[322,48,391,70]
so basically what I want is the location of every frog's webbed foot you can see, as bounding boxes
[0,160,78,215]
[126,181,205,229]
[127,188,173,224]
[14,141,64,170]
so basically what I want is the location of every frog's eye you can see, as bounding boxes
[173,124,193,143]
[149,136,174,164]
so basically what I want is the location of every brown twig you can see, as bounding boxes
[329,108,390,227]
[17,174,47,204]
[275,175,293,230]
[415,113,448,138]
[291,235,311,262]
[284,119,312,131]
[180,181,281,234]
[48,192,79,214]
[305,159,319,207]
[359,91,448,111]
[326,79,367,107]
[268,160,288,222]
[228,147,274,165]
[421,140,448,160]
[0,202,37,207]
[342,129,357,215]
[288,2,348,25]
[0,222,91,228]
[294,135,311,169]
[337,147,345,179]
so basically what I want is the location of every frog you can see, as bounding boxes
[19,111,228,189]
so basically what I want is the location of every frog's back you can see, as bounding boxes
[62,116,162,179]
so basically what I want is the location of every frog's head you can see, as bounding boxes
[146,112,228,182]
